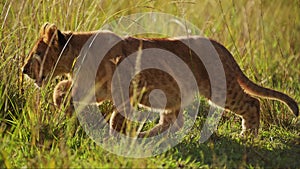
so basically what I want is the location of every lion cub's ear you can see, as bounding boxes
[109,55,124,65]
[40,23,67,46]
[39,22,50,37]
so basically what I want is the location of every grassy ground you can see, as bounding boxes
[1,0,300,168]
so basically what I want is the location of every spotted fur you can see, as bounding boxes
[23,23,299,137]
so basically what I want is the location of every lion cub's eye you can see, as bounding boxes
[35,51,41,56]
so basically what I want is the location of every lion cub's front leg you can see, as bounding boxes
[54,80,128,135]
[109,110,127,136]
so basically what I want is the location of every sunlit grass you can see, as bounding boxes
[0,0,299,168]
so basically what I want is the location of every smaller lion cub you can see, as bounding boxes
[53,80,73,116]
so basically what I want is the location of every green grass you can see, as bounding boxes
[1,0,300,168]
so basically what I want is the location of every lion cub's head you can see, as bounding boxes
[22,23,70,87]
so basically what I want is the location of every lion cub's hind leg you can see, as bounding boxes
[226,86,260,136]
[137,110,184,138]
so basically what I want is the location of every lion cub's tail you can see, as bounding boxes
[237,73,299,116]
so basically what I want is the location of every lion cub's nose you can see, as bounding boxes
[22,66,29,74]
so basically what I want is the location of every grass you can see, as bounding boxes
[1,0,300,168]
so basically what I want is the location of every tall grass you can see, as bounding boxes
[0,0,299,168]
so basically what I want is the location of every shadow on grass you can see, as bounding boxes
[169,133,300,168]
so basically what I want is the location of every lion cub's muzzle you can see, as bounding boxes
[22,62,46,88]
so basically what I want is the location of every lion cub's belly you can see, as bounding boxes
[127,68,211,111]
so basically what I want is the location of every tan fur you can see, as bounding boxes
[53,79,73,116]
[23,23,299,137]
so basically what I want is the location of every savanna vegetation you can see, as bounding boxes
[0,0,299,168]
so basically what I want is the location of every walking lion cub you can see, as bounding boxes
[23,23,299,137]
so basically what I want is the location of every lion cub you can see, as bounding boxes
[23,23,299,137]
